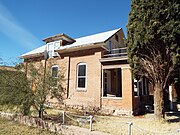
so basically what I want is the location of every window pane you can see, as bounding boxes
[52,78,58,86]
[78,78,85,88]
[48,51,53,58]
[52,67,58,78]
[78,65,86,76]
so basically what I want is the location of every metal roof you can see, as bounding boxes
[20,28,121,59]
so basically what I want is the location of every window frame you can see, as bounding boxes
[134,79,139,97]
[47,42,54,58]
[51,65,59,78]
[77,63,87,90]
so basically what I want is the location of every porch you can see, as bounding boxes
[100,47,151,115]
[100,54,134,115]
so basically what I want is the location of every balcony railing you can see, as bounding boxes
[103,47,127,58]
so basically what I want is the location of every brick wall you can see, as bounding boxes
[65,49,102,109]
[101,66,134,115]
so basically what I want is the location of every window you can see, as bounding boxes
[108,41,112,51]
[134,79,143,96]
[77,63,86,89]
[134,79,139,96]
[52,66,58,78]
[46,41,60,59]
[51,65,58,86]
[115,35,119,42]
[47,43,54,58]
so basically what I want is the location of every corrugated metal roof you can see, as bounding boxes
[20,45,46,58]
[58,28,121,50]
[20,28,121,58]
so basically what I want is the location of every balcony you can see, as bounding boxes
[100,47,128,63]
[103,47,127,58]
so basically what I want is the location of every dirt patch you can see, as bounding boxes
[44,108,180,135]
[90,113,180,135]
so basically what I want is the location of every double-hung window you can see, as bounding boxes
[51,65,58,86]
[47,43,54,58]
[77,63,86,89]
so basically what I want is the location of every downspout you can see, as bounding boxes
[67,56,70,98]
[100,64,102,108]
[100,51,103,108]
[25,62,28,76]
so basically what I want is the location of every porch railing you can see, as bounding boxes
[103,47,127,58]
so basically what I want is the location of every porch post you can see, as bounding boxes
[101,68,104,97]
[169,85,173,110]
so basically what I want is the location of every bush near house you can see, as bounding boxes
[0,66,33,115]
[0,61,66,118]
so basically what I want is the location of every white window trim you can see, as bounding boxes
[134,79,139,97]
[51,65,59,78]
[77,63,87,90]
[47,41,60,58]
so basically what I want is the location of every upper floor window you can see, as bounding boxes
[47,43,54,58]
[77,63,86,89]
[108,41,112,51]
[115,35,119,42]
[46,41,60,58]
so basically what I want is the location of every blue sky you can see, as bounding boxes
[0,0,131,65]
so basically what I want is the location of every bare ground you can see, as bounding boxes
[44,108,180,135]
[89,112,180,135]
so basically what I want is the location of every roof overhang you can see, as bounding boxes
[19,52,44,59]
[56,42,106,53]
[43,33,75,43]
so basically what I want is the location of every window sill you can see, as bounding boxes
[101,97,122,100]
[76,88,87,92]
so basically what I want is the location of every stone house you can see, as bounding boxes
[20,28,179,115]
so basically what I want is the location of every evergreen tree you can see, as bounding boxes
[127,0,180,120]
[0,67,33,115]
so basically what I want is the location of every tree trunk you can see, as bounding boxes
[154,83,164,120]
[38,108,43,118]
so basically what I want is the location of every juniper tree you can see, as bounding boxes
[127,0,180,120]
[0,67,33,115]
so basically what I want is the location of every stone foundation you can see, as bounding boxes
[0,111,109,135]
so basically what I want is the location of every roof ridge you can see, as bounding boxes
[74,28,121,40]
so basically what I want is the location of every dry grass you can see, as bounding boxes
[90,113,180,135]
[1,106,180,135]
[0,117,62,135]
[43,108,180,135]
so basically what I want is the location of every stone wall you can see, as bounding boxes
[0,111,109,135]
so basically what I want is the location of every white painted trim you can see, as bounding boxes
[134,79,139,97]
[169,85,173,110]
[76,63,87,90]
[101,97,122,100]
[102,65,129,70]
[121,67,131,69]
